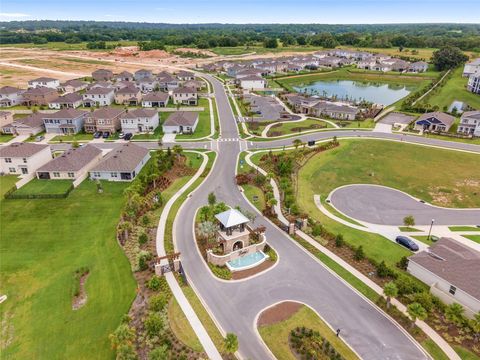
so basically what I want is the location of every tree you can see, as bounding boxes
[354,246,365,261]
[335,234,344,247]
[293,139,302,149]
[403,215,415,228]
[432,46,468,71]
[383,282,398,309]
[144,312,164,337]
[116,343,137,360]
[149,294,167,312]
[208,192,217,206]
[470,313,480,343]
[109,324,136,349]
[197,221,219,248]
[172,144,183,157]
[119,221,133,242]
[224,333,239,354]
[264,38,278,49]
[149,346,169,360]
[445,302,465,326]
[407,302,427,329]
[72,140,80,149]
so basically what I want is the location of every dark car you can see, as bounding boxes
[93,131,102,139]
[124,133,133,141]
[102,132,110,139]
[395,236,419,251]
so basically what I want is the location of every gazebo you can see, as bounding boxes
[215,209,251,253]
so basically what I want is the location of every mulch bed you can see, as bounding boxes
[258,301,302,327]
[231,259,275,280]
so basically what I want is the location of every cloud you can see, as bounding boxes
[0,12,31,18]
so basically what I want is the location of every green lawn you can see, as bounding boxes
[0,175,18,196]
[168,298,203,353]
[267,118,334,137]
[242,184,265,212]
[0,134,14,143]
[258,304,359,360]
[0,180,136,359]
[463,235,480,244]
[176,98,213,139]
[50,133,94,142]
[399,226,422,232]
[0,41,138,51]
[411,235,437,246]
[448,226,480,232]
[13,179,73,196]
[132,123,164,141]
[454,346,480,360]
[421,339,450,360]
[421,67,480,110]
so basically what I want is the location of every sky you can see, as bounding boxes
[0,0,479,24]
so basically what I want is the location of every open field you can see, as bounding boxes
[13,179,73,196]
[0,179,136,359]
[258,303,359,360]
[421,67,480,110]
[267,118,334,136]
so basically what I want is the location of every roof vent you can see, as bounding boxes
[427,251,445,261]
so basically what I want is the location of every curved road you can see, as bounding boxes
[329,185,480,226]
[172,75,430,359]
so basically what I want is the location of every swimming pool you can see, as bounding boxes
[226,251,269,272]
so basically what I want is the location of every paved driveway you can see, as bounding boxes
[329,185,480,226]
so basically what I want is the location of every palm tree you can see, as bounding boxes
[407,302,427,330]
[118,221,133,243]
[223,333,238,354]
[267,197,278,215]
[470,313,480,343]
[197,221,219,248]
[383,282,398,310]
[445,303,465,327]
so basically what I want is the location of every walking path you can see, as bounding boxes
[154,151,222,360]
[413,69,451,106]
[244,150,460,360]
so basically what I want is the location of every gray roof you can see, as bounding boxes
[92,69,113,75]
[91,143,149,172]
[142,91,169,102]
[0,86,24,95]
[121,108,158,119]
[24,87,57,96]
[37,145,101,172]
[44,108,88,119]
[85,87,114,95]
[0,142,49,158]
[115,86,139,95]
[409,238,480,300]
[91,107,125,120]
[164,111,199,127]
[28,77,57,83]
[62,79,87,88]
[215,209,249,228]
[11,113,46,128]
[173,87,197,94]
[417,112,455,127]
[52,92,82,103]
[239,75,265,81]
[462,111,480,120]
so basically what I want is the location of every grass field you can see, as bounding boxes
[463,235,480,244]
[242,184,266,212]
[411,235,437,246]
[454,346,480,360]
[421,67,480,110]
[176,98,213,139]
[13,179,73,196]
[168,298,203,352]
[0,179,136,359]
[267,118,334,136]
[258,304,359,360]
[0,134,14,143]
[449,226,480,232]
[51,133,94,142]
[399,226,422,232]
[0,41,138,51]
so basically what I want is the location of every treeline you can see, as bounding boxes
[1,21,480,51]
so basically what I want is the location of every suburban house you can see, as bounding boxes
[90,143,150,181]
[120,108,159,134]
[206,208,267,269]
[414,112,455,132]
[89,81,114,89]
[134,69,153,81]
[82,87,115,107]
[183,80,205,91]
[239,75,267,90]
[36,145,102,180]
[467,73,480,94]
[48,92,83,109]
[28,77,60,89]
[176,70,195,81]
[115,71,134,82]
[457,111,480,137]
[1,113,45,136]
[408,238,480,319]
[43,108,88,134]
[92,69,114,81]
[142,91,170,108]
[0,111,13,128]
[135,78,159,93]
[309,100,359,120]
[60,79,88,93]
[463,58,480,77]
[235,68,264,80]
[0,86,25,107]
[84,107,126,134]
[23,87,58,106]
[114,86,142,105]
[409,61,429,73]
[163,111,199,134]
[0,142,51,175]
[172,87,198,105]
[157,71,179,91]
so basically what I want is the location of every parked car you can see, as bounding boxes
[395,236,419,251]
[124,133,133,140]
[35,135,45,142]
[93,131,102,139]
[118,132,125,139]
[102,132,110,139]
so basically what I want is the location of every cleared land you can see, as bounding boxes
[0,179,136,359]
[258,302,359,360]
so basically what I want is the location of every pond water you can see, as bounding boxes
[293,79,417,105]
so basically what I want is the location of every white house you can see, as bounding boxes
[120,108,159,134]
[43,108,88,134]
[60,79,88,94]
[408,238,480,319]
[414,112,455,132]
[0,86,25,107]
[0,142,52,176]
[36,145,103,180]
[28,77,60,89]
[90,143,150,182]
[408,61,429,73]
[142,92,170,108]
[48,92,83,109]
[172,87,198,105]
[82,87,115,107]
[239,75,267,90]
[467,73,480,94]
[457,111,480,137]
[162,111,199,134]
[463,58,480,77]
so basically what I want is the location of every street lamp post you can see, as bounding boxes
[427,219,435,241]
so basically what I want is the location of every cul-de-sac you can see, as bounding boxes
[0,3,479,360]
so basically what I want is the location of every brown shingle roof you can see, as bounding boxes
[91,107,126,119]
[122,108,158,119]
[0,142,49,158]
[164,111,199,127]
[37,145,102,172]
[85,87,114,95]
[44,108,88,119]
[91,143,149,172]
[409,238,480,300]
[417,112,455,127]
[142,91,169,102]
[13,113,46,128]
[0,86,24,95]
[24,87,57,96]
[28,77,57,83]
[173,87,197,94]
[52,92,83,103]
